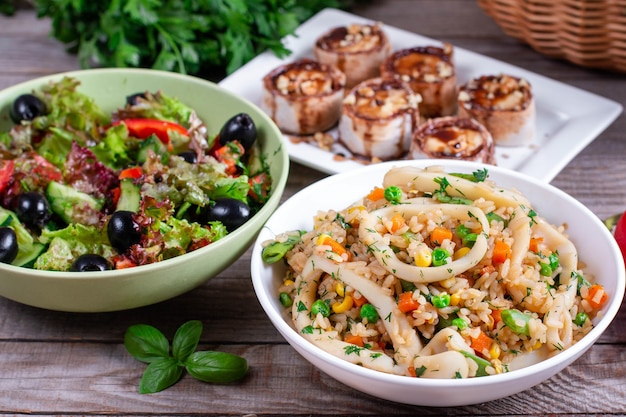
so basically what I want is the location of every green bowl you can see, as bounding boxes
[0,68,289,312]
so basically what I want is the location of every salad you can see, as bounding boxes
[0,77,272,272]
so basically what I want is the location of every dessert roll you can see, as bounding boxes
[457,74,535,147]
[338,77,420,160]
[411,116,496,164]
[314,22,391,89]
[261,58,346,135]
[380,43,456,118]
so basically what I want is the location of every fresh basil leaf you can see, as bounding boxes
[172,320,202,362]
[124,324,170,363]
[139,357,184,394]
[185,351,248,383]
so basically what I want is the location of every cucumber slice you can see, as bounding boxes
[46,181,103,224]
[12,242,46,268]
[117,179,141,212]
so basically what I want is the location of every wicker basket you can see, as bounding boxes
[477,0,626,73]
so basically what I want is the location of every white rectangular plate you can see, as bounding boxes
[219,8,622,182]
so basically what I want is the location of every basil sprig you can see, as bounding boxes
[124,320,248,394]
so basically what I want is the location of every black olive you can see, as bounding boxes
[10,94,47,124]
[15,192,51,229]
[218,112,257,151]
[0,227,18,264]
[107,210,141,253]
[70,254,112,272]
[205,198,252,232]
[126,92,147,106]
[178,150,197,164]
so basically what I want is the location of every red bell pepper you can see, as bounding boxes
[0,159,15,193]
[118,166,143,180]
[113,118,188,150]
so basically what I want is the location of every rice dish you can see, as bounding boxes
[261,165,609,378]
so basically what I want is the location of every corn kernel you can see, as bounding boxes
[335,282,345,297]
[316,233,331,246]
[532,341,542,350]
[440,277,456,289]
[414,244,433,267]
[450,293,461,306]
[283,279,295,286]
[489,342,501,360]
[332,295,354,313]
[453,247,471,260]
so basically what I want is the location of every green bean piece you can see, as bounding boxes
[501,309,531,336]
[384,186,403,204]
[311,299,331,317]
[359,303,379,323]
[432,293,451,308]
[261,231,304,264]
[279,292,293,308]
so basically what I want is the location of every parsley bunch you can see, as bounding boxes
[24,0,356,77]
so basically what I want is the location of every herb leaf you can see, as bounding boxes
[185,351,248,383]
[124,324,170,363]
[172,319,202,362]
[139,356,184,394]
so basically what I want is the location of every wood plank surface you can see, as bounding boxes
[0,1,624,415]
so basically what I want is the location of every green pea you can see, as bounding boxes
[573,312,589,326]
[486,211,506,226]
[359,303,379,323]
[501,309,531,336]
[432,248,450,266]
[539,262,552,277]
[452,317,468,330]
[384,186,403,204]
[456,224,471,239]
[548,252,559,270]
[432,293,451,308]
[279,292,293,308]
[311,299,330,317]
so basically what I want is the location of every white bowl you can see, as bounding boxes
[250,159,625,406]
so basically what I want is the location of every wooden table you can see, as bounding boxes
[1,1,625,415]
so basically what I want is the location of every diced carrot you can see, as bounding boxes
[492,241,511,265]
[491,309,502,326]
[407,366,417,377]
[366,187,385,201]
[352,293,368,307]
[344,334,364,347]
[431,226,453,245]
[389,213,406,233]
[585,284,608,309]
[397,291,419,313]
[470,330,493,357]
[317,234,351,261]
[529,237,543,252]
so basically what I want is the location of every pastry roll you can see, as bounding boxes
[314,22,391,89]
[338,77,420,160]
[261,58,346,135]
[410,116,496,164]
[457,74,535,147]
[380,43,456,118]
